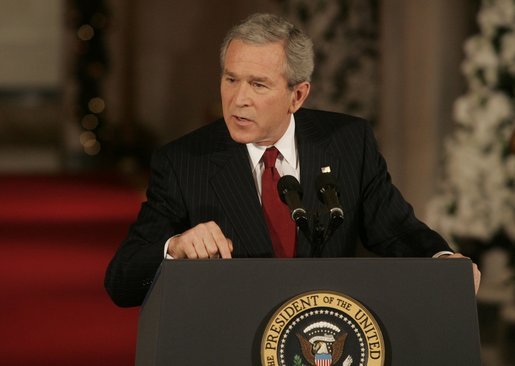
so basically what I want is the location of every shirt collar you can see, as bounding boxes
[246,114,296,170]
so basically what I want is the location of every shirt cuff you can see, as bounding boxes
[164,235,180,260]
[432,250,454,258]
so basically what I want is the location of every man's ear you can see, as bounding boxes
[288,82,311,114]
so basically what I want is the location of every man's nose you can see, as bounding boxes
[234,83,251,107]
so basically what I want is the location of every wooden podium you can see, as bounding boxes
[136,258,481,365]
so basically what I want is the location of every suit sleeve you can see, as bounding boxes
[104,148,189,307]
[358,123,452,257]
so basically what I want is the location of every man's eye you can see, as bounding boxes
[225,77,236,83]
[252,82,266,89]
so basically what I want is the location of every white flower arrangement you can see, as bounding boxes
[426,0,515,247]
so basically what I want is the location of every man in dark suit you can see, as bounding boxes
[105,13,480,307]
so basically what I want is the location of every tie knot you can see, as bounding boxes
[262,147,279,169]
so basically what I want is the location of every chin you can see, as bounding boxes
[226,124,256,144]
[228,131,255,144]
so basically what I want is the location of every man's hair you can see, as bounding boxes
[220,13,314,88]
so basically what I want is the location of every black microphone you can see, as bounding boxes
[315,172,344,248]
[315,172,344,222]
[277,175,307,222]
[277,175,310,240]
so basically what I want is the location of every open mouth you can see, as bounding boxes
[234,115,253,123]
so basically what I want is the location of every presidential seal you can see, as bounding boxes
[261,291,385,366]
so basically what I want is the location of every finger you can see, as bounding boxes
[454,255,481,294]
[206,221,232,259]
[194,222,223,258]
[192,237,211,259]
[212,233,232,259]
[447,253,466,259]
[172,236,199,259]
[202,229,223,258]
[183,222,222,259]
[171,221,232,259]
[168,235,189,259]
[473,265,481,294]
[180,234,201,259]
[217,238,233,259]
[183,246,199,259]
[203,237,224,258]
[183,222,218,259]
[439,253,481,294]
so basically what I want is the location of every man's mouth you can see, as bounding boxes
[234,115,253,123]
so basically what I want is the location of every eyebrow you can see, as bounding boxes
[223,69,273,84]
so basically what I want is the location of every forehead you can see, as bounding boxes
[224,40,287,78]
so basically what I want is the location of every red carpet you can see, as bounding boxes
[0,174,144,365]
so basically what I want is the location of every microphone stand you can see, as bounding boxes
[309,211,326,257]
[305,208,344,257]
[276,174,344,257]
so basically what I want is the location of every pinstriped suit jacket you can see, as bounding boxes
[105,108,451,306]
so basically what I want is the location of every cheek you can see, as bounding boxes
[262,93,285,107]
[220,89,228,103]
[263,95,292,115]
[221,92,232,114]
[220,85,232,101]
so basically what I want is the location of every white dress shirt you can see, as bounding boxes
[246,114,300,200]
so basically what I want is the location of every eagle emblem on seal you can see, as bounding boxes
[296,321,353,366]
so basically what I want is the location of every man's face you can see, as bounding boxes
[221,39,309,146]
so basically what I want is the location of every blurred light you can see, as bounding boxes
[77,24,95,41]
[88,97,105,114]
[80,131,96,146]
[84,140,101,156]
[81,114,99,130]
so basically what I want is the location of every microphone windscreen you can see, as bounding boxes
[277,175,303,204]
[315,172,339,193]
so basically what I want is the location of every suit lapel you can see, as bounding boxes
[209,138,274,257]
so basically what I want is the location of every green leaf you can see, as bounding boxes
[293,354,306,366]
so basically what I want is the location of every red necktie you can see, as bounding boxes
[261,147,296,257]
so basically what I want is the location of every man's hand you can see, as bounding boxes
[440,252,481,294]
[168,221,233,259]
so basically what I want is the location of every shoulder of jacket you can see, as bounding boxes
[158,118,229,155]
[296,108,369,136]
